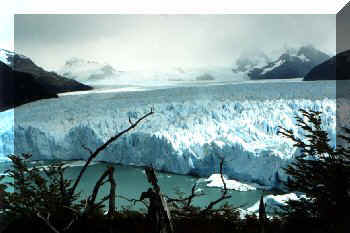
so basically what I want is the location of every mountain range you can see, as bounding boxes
[233,46,331,80]
[0,49,92,111]
[58,57,121,84]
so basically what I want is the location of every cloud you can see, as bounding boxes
[14,14,335,71]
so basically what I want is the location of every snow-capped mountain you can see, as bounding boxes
[0,48,92,110]
[246,46,330,79]
[0,48,91,93]
[304,49,350,81]
[59,58,121,84]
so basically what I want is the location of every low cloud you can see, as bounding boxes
[14,14,336,71]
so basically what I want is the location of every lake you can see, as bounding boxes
[0,161,263,211]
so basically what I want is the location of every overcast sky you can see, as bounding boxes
[14,14,336,71]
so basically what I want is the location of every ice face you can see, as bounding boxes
[0,109,14,162]
[0,80,336,188]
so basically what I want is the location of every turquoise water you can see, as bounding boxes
[0,161,263,211]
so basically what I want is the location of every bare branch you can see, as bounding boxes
[81,144,93,155]
[117,195,149,209]
[107,167,116,217]
[203,159,232,212]
[70,110,154,196]
[36,212,60,233]
[95,195,111,208]
[87,167,112,207]
[165,183,204,209]
[145,166,160,194]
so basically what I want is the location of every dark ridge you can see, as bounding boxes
[0,62,58,111]
[248,45,330,80]
[303,50,350,81]
[12,54,92,93]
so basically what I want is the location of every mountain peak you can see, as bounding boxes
[233,49,270,73]
[246,45,330,79]
[59,57,119,84]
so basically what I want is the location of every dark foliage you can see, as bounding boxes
[0,156,82,231]
[278,109,350,233]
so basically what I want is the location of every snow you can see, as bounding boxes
[261,60,285,75]
[297,54,310,62]
[0,80,336,188]
[0,49,13,65]
[205,174,256,191]
[247,193,300,214]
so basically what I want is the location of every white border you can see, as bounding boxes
[12,0,349,14]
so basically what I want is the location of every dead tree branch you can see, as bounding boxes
[143,166,174,233]
[36,212,60,233]
[166,183,204,209]
[117,195,149,209]
[107,167,116,217]
[84,166,117,217]
[81,144,93,155]
[202,159,232,212]
[70,109,154,196]
[88,167,112,206]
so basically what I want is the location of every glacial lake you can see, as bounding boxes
[0,161,263,211]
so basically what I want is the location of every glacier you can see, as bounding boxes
[0,109,13,163]
[246,193,302,214]
[205,174,256,191]
[0,80,336,188]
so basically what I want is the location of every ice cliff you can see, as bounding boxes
[0,81,336,188]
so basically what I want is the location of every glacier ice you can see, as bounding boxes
[205,174,256,191]
[0,109,13,162]
[246,193,301,214]
[0,81,336,188]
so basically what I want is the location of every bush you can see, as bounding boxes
[0,155,83,232]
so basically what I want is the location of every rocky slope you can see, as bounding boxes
[9,52,92,93]
[0,49,92,111]
[246,46,330,80]
[304,50,350,80]
[0,61,58,111]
